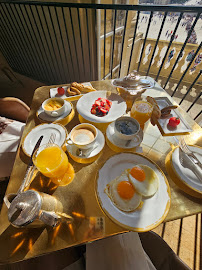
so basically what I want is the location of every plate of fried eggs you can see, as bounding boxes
[96,153,171,232]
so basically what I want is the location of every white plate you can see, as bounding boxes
[22,123,68,156]
[76,91,127,123]
[96,153,171,232]
[37,101,72,122]
[50,82,93,99]
[106,122,143,149]
[66,129,105,159]
[171,146,202,193]
[155,97,192,136]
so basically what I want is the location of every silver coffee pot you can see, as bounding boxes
[4,190,73,228]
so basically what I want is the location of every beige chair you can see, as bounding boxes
[0,97,30,123]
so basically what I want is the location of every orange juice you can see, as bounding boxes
[130,101,153,128]
[34,145,69,178]
[51,163,75,186]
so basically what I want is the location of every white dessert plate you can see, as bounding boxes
[77,91,127,123]
[155,97,192,136]
[66,129,105,159]
[50,82,93,99]
[37,101,72,122]
[171,146,202,193]
[106,122,143,149]
[22,123,67,156]
[96,153,171,232]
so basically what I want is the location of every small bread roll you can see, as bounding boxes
[67,87,81,96]
[71,82,84,91]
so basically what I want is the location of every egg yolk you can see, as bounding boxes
[130,167,145,182]
[117,181,135,200]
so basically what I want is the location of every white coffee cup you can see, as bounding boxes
[67,123,98,150]
[114,116,141,141]
[42,97,66,117]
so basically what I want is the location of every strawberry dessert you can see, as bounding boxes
[91,98,112,117]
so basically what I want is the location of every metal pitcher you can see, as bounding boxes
[4,190,73,228]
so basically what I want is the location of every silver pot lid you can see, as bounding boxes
[8,190,42,227]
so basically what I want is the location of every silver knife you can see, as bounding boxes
[17,136,43,194]
[173,136,202,169]
[179,148,202,183]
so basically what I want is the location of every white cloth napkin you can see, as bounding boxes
[0,117,25,178]
[86,232,156,270]
[0,117,24,143]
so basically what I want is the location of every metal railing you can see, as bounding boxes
[0,1,201,121]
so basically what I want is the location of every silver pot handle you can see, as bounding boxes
[4,193,17,209]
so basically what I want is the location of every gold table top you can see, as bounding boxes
[0,80,201,264]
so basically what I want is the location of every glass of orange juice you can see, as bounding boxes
[33,144,74,186]
[130,100,153,130]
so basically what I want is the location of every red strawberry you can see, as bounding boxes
[168,117,180,127]
[100,108,108,114]
[91,108,96,114]
[57,87,65,95]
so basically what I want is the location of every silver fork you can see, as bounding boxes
[21,133,56,191]
[179,148,202,182]
[48,133,56,144]
[179,137,202,170]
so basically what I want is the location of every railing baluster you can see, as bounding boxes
[172,42,202,97]
[18,4,49,82]
[137,11,153,72]
[179,69,202,105]
[127,11,140,74]
[41,5,63,82]
[35,5,58,83]
[118,10,128,78]
[155,12,183,82]
[69,7,81,82]
[164,12,201,89]
[2,3,34,77]
[85,8,92,80]
[187,92,202,112]
[0,10,23,72]
[194,110,202,120]
[54,6,72,82]
[61,7,75,82]
[48,6,67,83]
[11,3,46,81]
[110,9,117,79]
[77,8,85,80]
[28,5,56,83]
[146,12,167,77]
[103,9,106,79]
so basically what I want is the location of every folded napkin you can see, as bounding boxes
[0,117,25,142]
[0,117,25,177]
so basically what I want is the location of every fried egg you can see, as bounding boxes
[105,170,142,212]
[128,165,159,197]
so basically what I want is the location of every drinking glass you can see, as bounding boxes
[130,100,153,130]
[33,144,74,186]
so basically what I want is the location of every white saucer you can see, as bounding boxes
[66,129,105,159]
[106,122,143,149]
[37,100,72,122]
[22,123,68,156]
